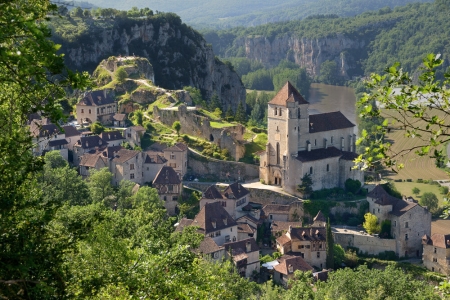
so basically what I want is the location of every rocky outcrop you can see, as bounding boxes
[234,34,365,79]
[57,16,245,111]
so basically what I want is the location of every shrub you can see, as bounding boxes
[417,179,423,183]
[345,178,361,194]
[439,186,449,195]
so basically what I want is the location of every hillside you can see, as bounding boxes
[205,1,450,84]
[79,0,431,29]
[48,12,245,111]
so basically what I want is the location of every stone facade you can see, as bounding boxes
[110,149,144,186]
[124,126,146,148]
[163,142,188,177]
[367,185,431,258]
[76,90,117,125]
[224,238,260,278]
[259,82,363,195]
[154,105,245,161]
[333,227,397,256]
[153,166,182,215]
[422,234,450,275]
[143,150,167,184]
[30,120,69,161]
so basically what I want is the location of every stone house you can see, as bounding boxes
[113,113,127,127]
[179,202,238,246]
[30,120,69,160]
[235,214,263,229]
[78,146,114,177]
[262,204,291,222]
[73,135,108,166]
[199,182,250,219]
[99,130,125,147]
[153,166,182,215]
[276,211,327,269]
[368,185,431,258]
[76,90,117,125]
[163,142,188,177]
[143,150,167,184]
[193,237,226,263]
[237,223,257,241]
[110,148,144,186]
[62,125,81,151]
[259,81,364,195]
[422,234,450,275]
[223,238,260,278]
[271,221,305,238]
[125,125,146,148]
[273,255,314,287]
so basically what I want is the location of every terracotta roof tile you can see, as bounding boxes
[113,113,127,121]
[195,237,224,254]
[237,223,255,234]
[111,148,140,164]
[271,221,304,234]
[144,150,167,164]
[164,142,188,152]
[262,204,290,215]
[274,255,313,275]
[268,81,308,106]
[75,135,108,149]
[153,166,181,185]
[429,233,450,249]
[309,111,354,133]
[203,185,224,199]
[191,202,237,234]
[276,235,291,246]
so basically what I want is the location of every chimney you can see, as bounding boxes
[288,264,293,273]
[288,225,292,233]
[246,241,251,252]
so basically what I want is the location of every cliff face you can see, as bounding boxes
[57,17,245,111]
[234,34,365,79]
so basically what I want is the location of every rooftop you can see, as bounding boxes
[191,202,237,235]
[309,111,355,133]
[78,90,115,107]
[268,81,308,106]
[273,255,313,275]
[153,166,181,185]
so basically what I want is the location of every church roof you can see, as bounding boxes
[309,111,355,133]
[296,147,343,162]
[268,81,308,106]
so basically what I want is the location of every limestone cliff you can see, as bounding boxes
[234,34,365,79]
[53,15,245,111]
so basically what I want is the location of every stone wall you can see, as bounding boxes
[334,230,397,256]
[155,105,246,160]
[187,150,258,180]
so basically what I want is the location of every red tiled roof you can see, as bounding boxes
[274,255,313,275]
[191,202,237,235]
[429,233,450,249]
[111,148,140,164]
[268,81,308,106]
[153,166,181,185]
[195,237,224,255]
[262,204,290,215]
[309,111,354,133]
[203,185,224,199]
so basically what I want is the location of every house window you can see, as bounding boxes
[319,243,322,249]
[221,201,226,207]
[88,109,91,114]
[310,166,313,174]
[331,136,333,144]
[306,245,310,249]
[405,222,409,228]
[270,214,273,220]
[373,209,375,213]
[127,133,131,138]
[215,231,221,236]
[279,109,282,116]
[317,252,320,258]
[274,107,278,115]
[433,257,438,262]
[326,164,329,172]
[225,235,230,242]
[170,154,176,159]
[172,196,178,201]
[130,164,135,170]
[434,248,437,254]
[168,185,173,192]
[130,173,134,179]
[314,139,317,146]
[405,234,408,240]
[298,108,300,118]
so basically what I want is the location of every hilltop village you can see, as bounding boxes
[27,55,450,288]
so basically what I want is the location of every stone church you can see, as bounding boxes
[259,82,364,196]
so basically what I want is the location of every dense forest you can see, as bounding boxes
[80,0,431,29]
[204,1,450,85]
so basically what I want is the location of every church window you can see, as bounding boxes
[331,136,334,144]
[326,164,329,172]
[309,166,313,174]
[276,143,280,165]
[298,108,300,118]
[279,109,282,116]
[275,107,278,115]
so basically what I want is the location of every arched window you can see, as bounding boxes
[276,143,280,165]
[327,164,329,172]
[279,109,282,116]
[274,107,278,115]
[310,166,313,174]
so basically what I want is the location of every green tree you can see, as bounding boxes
[319,60,338,84]
[172,120,181,136]
[82,8,91,18]
[420,192,439,213]
[412,187,420,195]
[333,244,345,267]
[326,218,334,269]
[133,109,144,126]
[297,173,313,196]
[72,6,83,17]
[440,186,449,195]
[363,212,380,234]
[115,66,128,84]
[44,150,68,169]
[225,105,233,121]
[380,219,391,238]
[345,178,361,194]
[209,92,222,111]
[183,86,205,106]
[235,102,247,124]
[87,168,114,204]
[90,121,105,134]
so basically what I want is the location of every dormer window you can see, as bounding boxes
[223,218,227,226]
[212,220,216,228]
[288,264,293,273]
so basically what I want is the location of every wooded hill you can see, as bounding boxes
[81,0,431,29]
[204,1,450,83]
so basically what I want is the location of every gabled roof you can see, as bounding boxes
[426,233,450,249]
[289,227,326,242]
[203,185,224,199]
[164,142,188,152]
[100,130,124,141]
[237,223,255,234]
[276,235,292,246]
[297,147,343,162]
[77,90,115,107]
[195,237,224,255]
[191,202,237,234]
[236,214,262,226]
[268,81,308,106]
[48,139,68,147]
[368,185,420,217]
[314,211,326,222]
[30,123,60,138]
[175,217,194,232]
[153,166,181,185]
[79,152,108,168]
[309,111,355,133]
[274,255,313,275]
[129,125,146,132]
[75,135,108,149]
[111,148,140,164]
[271,221,304,233]
[224,182,249,199]
[223,238,259,256]
[144,151,167,164]
[262,204,290,215]
[62,125,81,137]
[113,113,127,121]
